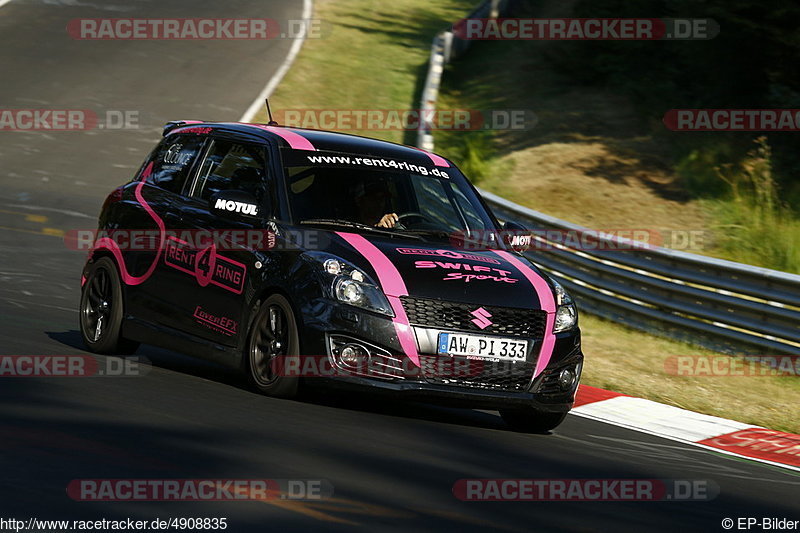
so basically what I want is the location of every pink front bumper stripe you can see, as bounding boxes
[335,232,420,366]
[492,250,557,378]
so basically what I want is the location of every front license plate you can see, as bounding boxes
[437,333,528,361]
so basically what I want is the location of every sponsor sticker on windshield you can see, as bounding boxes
[283,149,450,178]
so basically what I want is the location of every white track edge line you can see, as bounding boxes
[238,0,313,122]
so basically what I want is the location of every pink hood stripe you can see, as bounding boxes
[492,250,557,377]
[250,124,316,151]
[335,232,420,366]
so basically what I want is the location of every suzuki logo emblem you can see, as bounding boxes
[470,307,493,329]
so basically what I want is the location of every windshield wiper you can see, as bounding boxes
[299,219,424,240]
[405,228,502,248]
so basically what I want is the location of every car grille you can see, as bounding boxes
[400,296,547,339]
[418,356,535,391]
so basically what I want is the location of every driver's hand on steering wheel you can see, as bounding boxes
[376,213,399,228]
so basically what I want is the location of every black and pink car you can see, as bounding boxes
[79,121,583,432]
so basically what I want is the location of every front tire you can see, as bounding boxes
[79,257,139,355]
[246,293,300,398]
[500,407,568,433]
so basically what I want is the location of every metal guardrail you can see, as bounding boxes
[417,0,506,151]
[481,189,800,355]
[418,1,800,355]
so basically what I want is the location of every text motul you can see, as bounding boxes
[215,198,258,215]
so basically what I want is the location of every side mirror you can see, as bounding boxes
[502,221,532,252]
[209,190,263,220]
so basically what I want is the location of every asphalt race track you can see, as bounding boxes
[0,2,798,531]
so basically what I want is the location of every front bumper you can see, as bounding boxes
[298,297,583,411]
[307,373,578,411]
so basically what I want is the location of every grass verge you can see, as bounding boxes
[253,0,800,433]
[252,0,477,145]
[581,314,799,434]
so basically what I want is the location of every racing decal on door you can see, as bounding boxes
[193,305,239,336]
[213,197,259,215]
[163,236,246,294]
[91,161,165,286]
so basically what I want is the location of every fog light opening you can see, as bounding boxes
[339,343,370,368]
[558,367,577,390]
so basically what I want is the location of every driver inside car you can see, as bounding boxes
[353,179,399,228]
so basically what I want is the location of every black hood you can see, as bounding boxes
[320,231,554,311]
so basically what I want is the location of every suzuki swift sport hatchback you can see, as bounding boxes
[79,121,583,432]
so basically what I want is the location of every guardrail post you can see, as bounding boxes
[442,30,454,63]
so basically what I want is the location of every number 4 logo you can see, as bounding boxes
[194,245,217,287]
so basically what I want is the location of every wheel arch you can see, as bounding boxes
[238,285,307,362]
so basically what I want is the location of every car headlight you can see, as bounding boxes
[305,252,394,316]
[551,278,578,333]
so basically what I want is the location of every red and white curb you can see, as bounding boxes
[572,385,800,472]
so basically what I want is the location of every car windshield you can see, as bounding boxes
[281,149,497,239]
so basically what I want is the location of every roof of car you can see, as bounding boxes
[164,121,452,168]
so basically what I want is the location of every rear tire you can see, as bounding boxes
[79,257,139,355]
[500,407,567,433]
[245,294,300,398]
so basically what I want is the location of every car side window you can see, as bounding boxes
[450,185,487,230]
[147,135,206,194]
[191,140,268,202]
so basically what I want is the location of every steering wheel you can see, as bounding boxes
[395,212,433,228]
